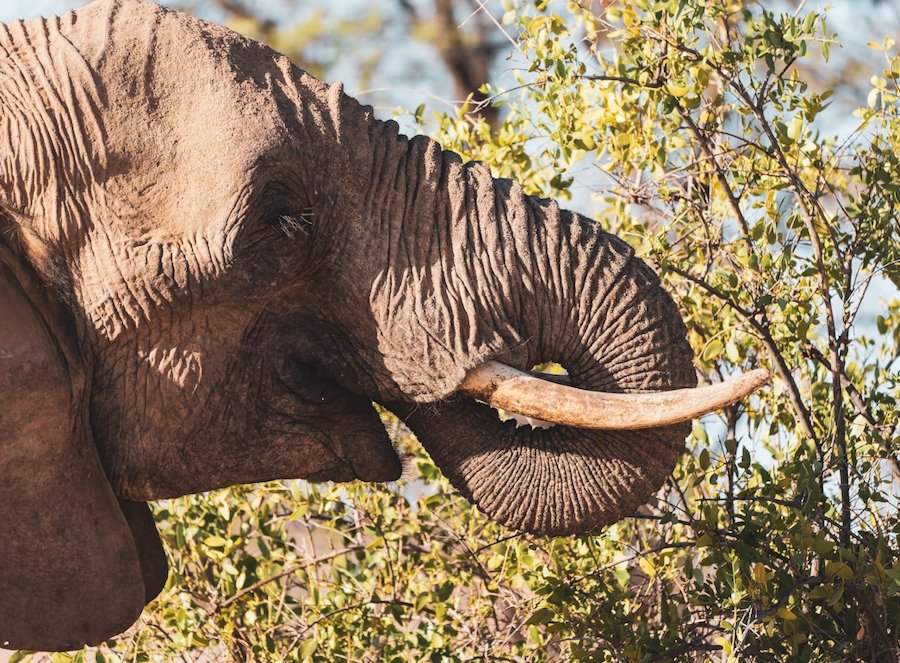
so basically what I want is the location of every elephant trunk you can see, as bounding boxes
[384,159,701,536]
[305,88,762,535]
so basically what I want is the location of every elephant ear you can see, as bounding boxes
[119,498,169,604]
[0,249,163,651]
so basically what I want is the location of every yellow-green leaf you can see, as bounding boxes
[777,606,797,621]
[703,339,724,361]
[787,115,804,140]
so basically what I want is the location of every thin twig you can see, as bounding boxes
[217,546,365,610]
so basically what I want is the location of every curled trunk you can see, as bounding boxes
[387,173,697,536]
[269,65,706,536]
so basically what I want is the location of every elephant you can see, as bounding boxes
[0,0,768,651]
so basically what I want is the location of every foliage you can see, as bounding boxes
[15,0,899,661]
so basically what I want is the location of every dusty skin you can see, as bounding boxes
[0,0,764,650]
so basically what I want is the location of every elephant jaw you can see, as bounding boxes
[460,361,770,430]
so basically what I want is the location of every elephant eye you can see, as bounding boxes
[253,177,312,239]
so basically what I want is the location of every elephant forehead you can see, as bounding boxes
[72,0,296,234]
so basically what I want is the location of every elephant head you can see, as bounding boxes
[0,0,766,650]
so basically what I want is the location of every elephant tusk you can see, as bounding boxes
[460,361,770,430]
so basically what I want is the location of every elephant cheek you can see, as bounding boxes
[110,376,402,499]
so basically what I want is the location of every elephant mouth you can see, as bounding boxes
[273,357,404,484]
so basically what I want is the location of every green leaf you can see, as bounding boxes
[298,638,318,661]
[415,592,432,611]
[525,607,555,625]
[435,581,454,602]
[825,561,854,580]
[699,448,711,470]
[703,339,724,361]
[828,584,845,607]
[7,653,36,663]
[724,436,737,455]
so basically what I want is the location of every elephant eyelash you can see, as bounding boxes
[0,201,28,236]
[0,198,25,220]
[274,208,314,239]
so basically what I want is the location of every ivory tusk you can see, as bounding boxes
[460,361,770,430]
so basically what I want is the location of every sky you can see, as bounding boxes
[4,0,897,119]
[0,0,79,21]
[0,0,368,23]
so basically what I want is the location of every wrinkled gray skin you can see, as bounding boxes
[0,0,696,650]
